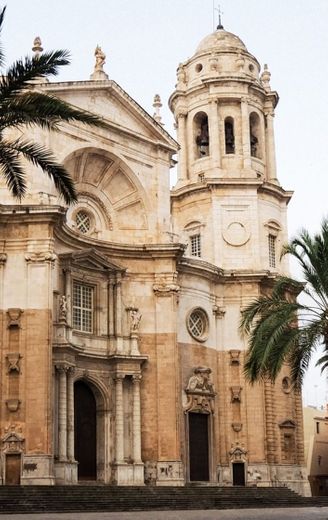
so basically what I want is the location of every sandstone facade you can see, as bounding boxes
[0,27,310,495]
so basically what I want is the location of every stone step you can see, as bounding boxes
[0,485,323,514]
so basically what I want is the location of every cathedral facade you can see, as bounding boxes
[0,26,310,495]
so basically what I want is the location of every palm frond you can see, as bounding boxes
[6,139,77,204]
[0,50,70,99]
[0,142,26,198]
[0,6,6,68]
[0,91,107,132]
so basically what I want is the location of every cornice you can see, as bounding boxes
[171,178,292,203]
[38,79,178,152]
[178,257,280,285]
[55,223,186,260]
[0,204,66,224]
[178,257,223,282]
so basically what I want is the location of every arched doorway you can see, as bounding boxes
[74,381,97,480]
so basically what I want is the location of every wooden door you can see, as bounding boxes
[232,462,245,486]
[189,412,209,481]
[5,454,21,485]
[74,381,97,480]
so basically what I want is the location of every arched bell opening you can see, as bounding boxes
[224,117,235,154]
[249,112,262,159]
[194,112,209,159]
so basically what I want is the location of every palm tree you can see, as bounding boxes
[240,218,328,389]
[0,6,105,204]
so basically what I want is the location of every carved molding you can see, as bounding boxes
[213,305,226,318]
[6,353,22,374]
[232,422,242,432]
[229,443,248,462]
[25,251,57,264]
[153,283,180,296]
[6,399,21,412]
[2,425,25,453]
[229,349,241,365]
[230,386,242,403]
[7,308,23,328]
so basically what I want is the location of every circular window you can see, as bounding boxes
[187,308,209,342]
[75,210,92,234]
[195,63,203,73]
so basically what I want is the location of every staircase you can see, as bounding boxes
[0,485,326,514]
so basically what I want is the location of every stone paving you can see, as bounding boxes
[1,508,328,520]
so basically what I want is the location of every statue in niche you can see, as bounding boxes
[130,308,142,333]
[186,367,214,393]
[94,45,106,71]
[59,295,67,320]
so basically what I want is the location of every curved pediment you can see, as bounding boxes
[64,148,148,239]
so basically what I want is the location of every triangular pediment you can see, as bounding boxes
[43,80,178,151]
[60,248,125,273]
[279,419,296,429]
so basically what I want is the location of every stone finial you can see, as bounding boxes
[90,45,109,80]
[32,36,43,58]
[261,63,271,91]
[153,94,164,125]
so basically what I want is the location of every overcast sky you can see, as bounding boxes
[3,0,328,407]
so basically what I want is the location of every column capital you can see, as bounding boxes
[114,373,125,382]
[55,364,69,373]
[176,109,188,119]
[132,374,142,384]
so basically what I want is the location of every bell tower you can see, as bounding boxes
[169,25,292,272]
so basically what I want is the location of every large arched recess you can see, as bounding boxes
[64,147,149,233]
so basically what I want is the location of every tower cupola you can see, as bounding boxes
[169,27,279,187]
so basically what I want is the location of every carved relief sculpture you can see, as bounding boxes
[185,367,216,414]
[129,308,142,333]
[59,295,67,321]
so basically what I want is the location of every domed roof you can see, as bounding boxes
[196,28,247,54]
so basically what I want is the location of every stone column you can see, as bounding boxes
[115,274,123,353]
[241,98,251,169]
[108,276,115,337]
[64,269,72,327]
[209,100,221,167]
[57,366,68,461]
[114,374,125,463]
[132,375,142,463]
[265,111,278,182]
[176,112,188,182]
[66,367,75,461]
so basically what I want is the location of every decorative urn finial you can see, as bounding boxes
[32,36,43,58]
[153,94,164,125]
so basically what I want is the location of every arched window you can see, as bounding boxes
[194,112,209,158]
[249,112,262,159]
[184,221,204,258]
[265,220,281,269]
[224,117,235,154]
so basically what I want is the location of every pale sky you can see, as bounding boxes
[3,0,328,407]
